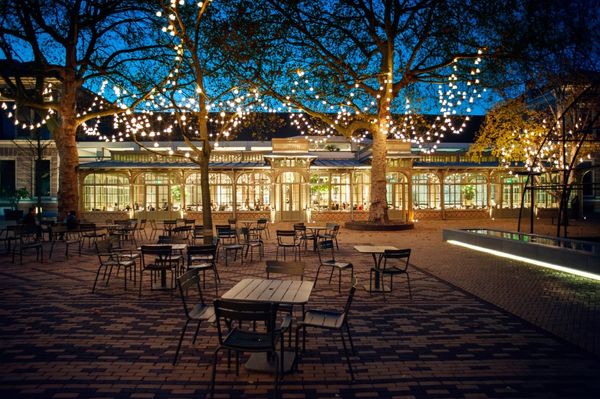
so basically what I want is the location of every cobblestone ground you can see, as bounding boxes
[0,220,599,398]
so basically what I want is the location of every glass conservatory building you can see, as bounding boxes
[75,137,572,224]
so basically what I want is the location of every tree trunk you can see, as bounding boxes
[200,150,214,244]
[54,118,79,220]
[368,119,389,223]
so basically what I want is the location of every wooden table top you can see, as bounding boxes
[221,278,313,305]
[354,245,398,254]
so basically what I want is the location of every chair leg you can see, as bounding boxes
[209,348,222,398]
[314,265,323,288]
[345,322,356,355]
[340,329,355,381]
[92,266,104,293]
[173,319,190,365]
[338,268,342,293]
[406,272,413,299]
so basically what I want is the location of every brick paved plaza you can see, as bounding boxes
[1,219,599,398]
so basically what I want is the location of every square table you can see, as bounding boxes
[221,278,314,373]
[354,245,398,292]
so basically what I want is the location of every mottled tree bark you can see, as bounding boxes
[369,114,390,223]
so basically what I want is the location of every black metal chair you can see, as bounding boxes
[315,239,353,293]
[275,230,301,261]
[293,223,314,253]
[12,224,43,264]
[266,260,306,344]
[187,244,220,296]
[371,248,412,300]
[80,222,105,248]
[173,269,215,365]
[255,218,270,239]
[209,299,290,398]
[240,226,263,262]
[295,283,357,380]
[216,226,243,266]
[92,238,137,292]
[139,245,178,297]
[319,223,340,249]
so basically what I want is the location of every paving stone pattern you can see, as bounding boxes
[0,221,599,398]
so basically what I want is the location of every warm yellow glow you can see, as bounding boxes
[446,240,600,282]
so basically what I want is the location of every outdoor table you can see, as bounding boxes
[221,278,314,373]
[237,220,256,229]
[354,245,398,292]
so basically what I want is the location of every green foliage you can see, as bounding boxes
[469,99,548,163]
[462,185,475,201]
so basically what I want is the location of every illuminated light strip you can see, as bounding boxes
[446,239,600,282]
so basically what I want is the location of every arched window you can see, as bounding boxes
[412,173,440,209]
[133,172,177,211]
[209,173,233,211]
[330,172,351,210]
[352,171,370,210]
[444,173,487,208]
[185,173,202,211]
[386,172,408,210]
[236,172,271,211]
[83,173,130,211]
[309,172,352,211]
[310,172,329,211]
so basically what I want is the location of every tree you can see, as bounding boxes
[114,0,273,242]
[0,0,164,218]
[471,77,600,236]
[235,0,536,224]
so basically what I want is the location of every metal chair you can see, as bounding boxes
[319,223,340,249]
[275,230,301,261]
[293,223,314,252]
[315,239,353,293]
[209,299,290,398]
[295,283,357,380]
[370,248,412,300]
[240,226,263,262]
[139,245,178,297]
[12,225,44,264]
[255,218,270,239]
[80,222,105,248]
[216,226,243,266]
[92,238,137,292]
[186,244,220,296]
[173,269,215,365]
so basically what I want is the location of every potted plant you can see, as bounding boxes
[462,185,475,208]
[3,187,29,220]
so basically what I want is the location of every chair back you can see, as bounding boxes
[141,244,173,268]
[94,238,113,260]
[256,218,268,229]
[177,269,205,318]
[157,235,173,244]
[187,244,217,262]
[383,248,411,271]
[276,230,297,245]
[184,219,195,226]
[266,260,305,280]
[316,239,336,263]
[216,225,238,243]
[213,299,279,346]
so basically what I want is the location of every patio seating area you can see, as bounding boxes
[0,219,599,398]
